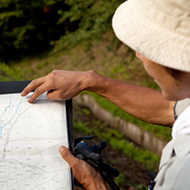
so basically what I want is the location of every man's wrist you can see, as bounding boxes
[80,70,95,92]
[85,175,108,190]
[83,70,108,94]
[87,183,108,190]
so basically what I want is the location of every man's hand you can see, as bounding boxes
[21,70,92,103]
[59,146,108,190]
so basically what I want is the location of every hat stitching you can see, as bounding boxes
[136,0,190,37]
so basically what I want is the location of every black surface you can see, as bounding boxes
[66,99,74,190]
[0,81,30,94]
[66,99,73,147]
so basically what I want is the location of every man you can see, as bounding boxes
[21,0,190,189]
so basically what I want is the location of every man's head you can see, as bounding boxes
[112,0,190,101]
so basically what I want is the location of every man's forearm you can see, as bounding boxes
[84,70,175,126]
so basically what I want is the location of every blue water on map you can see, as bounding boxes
[0,95,23,138]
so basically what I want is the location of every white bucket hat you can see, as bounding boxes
[112,0,190,72]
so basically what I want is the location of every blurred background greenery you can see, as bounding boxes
[0,0,124,61]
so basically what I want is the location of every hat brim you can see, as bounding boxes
[112,0,190,72]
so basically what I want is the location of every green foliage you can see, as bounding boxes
[0,10,23,27]
[81,108,91,115]
[73,118,160,170]
[0,62,23,81]
[0,0,65,61]
[52,0,125,52]
[73,120,91,135]
[136,184,147,190]
[114,173,125,186]
[0,0,125,61]
[108,138,159,170]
